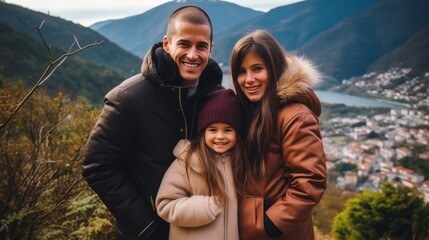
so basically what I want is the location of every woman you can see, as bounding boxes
[230,29,327,240]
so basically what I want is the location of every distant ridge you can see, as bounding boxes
[90,19,114,31]
[0,22,122,104]
[0,1,142,77]
[368,25,429,75]
[1,0,428,101]
[297,0,429,82]
[0,1,143,104]
[90,0,429,85]
[92,0,263,58]
[213,0,380,69]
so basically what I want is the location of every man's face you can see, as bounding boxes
[163,20,212,84]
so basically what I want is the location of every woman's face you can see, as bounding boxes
[237,51,269,102]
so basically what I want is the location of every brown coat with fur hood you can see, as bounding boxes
[238,55,327,240]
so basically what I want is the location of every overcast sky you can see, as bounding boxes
[5,0,304,27]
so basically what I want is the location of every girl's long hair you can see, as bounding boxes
[230,29,287,179]
[183,130,246,205]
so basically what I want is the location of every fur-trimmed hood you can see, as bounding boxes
[277,54,323,117]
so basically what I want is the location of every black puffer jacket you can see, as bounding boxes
[82,42,223,239]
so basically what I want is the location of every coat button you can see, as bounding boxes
[180,128,184,132]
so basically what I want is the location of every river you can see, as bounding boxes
[315,90,408,109]
[222,75,408,109]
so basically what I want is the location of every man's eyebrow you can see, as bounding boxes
[176,39,190,43]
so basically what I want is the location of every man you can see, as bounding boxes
[82,6,223,239]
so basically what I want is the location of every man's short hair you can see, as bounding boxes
[166,6,213,43]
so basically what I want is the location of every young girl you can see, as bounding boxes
[156,89,245,240]
[230,29,327,239]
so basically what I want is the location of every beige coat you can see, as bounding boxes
[156,140,239,240]
[238,55,327,240]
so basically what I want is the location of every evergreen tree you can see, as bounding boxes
[332,183,429,240]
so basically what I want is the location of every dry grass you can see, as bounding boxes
[315,227,334,240]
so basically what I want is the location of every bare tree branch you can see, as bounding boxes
[0,18,103,129]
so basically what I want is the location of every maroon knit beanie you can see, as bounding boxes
[198,89,244,135]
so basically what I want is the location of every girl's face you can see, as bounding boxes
[204,122,237,154]
[237,51,269,102]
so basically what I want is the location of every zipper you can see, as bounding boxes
[177,88,188,139]
[137,219,155,237]
[138,195,156,237]
[221,155,228,240]
[149,195,155,211]
[189,97,199,139]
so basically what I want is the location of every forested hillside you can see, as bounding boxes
[0,1,142,77]
[0,22,121,104]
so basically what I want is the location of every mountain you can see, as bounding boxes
[0,1,142,77]
[91,0,429,87]
[297,0,429,83]
[368,22,429,75]
[0,1,147,104]
[0,22,122,104]
[212,0,380,68]
[90,19,114,31]
[91,0,263,58]
[2,0,428,100]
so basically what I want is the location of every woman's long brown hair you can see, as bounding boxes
[230,29,287,179]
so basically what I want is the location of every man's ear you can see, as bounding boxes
[162,36,169,52]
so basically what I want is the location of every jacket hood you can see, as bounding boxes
[141,42,223,89]
[173,139,203,174]
[277,55,323,116]
[142,42,178,86]
[173,139,191,159]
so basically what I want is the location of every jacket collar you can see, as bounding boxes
[141,42,222,91]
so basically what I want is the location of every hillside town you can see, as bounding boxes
[323,68,429,202]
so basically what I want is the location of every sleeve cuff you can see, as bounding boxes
[264,213,283,238]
